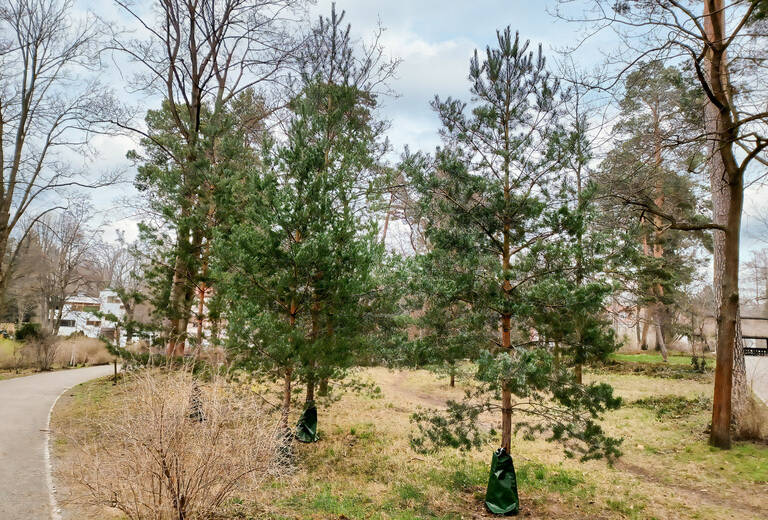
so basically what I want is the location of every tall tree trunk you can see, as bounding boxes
[306,304,319,403]
[282,307,297,432]
[654,304,668,362]
[641,310,651,349]
[306,371,315,403]
[574,141,584,384]
[501,313,512,453]
[53,305,63,336]
[640,219,651,350]
[125,306,135,344]
[281,367,292,432]
[652,106,668,362]
[318,378,329,397]
[197,282,206,343]
[167,245,189,357]
[704,0,747,448]
[197,236,212,343]
[500,111,513,454]
[574,363,583,385]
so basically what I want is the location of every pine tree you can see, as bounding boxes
[289,4,397,404]
[598,62,710,359]
[130,95,266,356]
[405,29,621,462]
[214,7,393,432]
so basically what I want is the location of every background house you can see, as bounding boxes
[58,290,127,345]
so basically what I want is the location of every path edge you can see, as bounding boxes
[46,379,75,520]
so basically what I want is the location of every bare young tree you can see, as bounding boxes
[555,0,768,448]
[32,201,100,335]
[108,0,307,357]
[95,237,145,343]
[0,0,117,313]
[5,236,45,322]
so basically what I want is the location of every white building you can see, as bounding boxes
[58,290,127,345]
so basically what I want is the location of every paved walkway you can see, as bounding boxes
[0,365,113,520]
[746,356,768,405]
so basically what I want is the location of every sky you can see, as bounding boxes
[81,0,609,240]
[72,0,768,265]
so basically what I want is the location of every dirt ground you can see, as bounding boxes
[51,363,768,519]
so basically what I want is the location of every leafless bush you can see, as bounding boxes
[735,393,768,441]
[194,346,228,366]
[70,371,287,519]
[126,340,151,355]
[55,337,113,366]
[26,334,59,371]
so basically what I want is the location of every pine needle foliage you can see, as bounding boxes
[404,28,622,462]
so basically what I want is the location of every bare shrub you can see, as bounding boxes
[126,340,151,355]
[195,346,228,366]
[0,339,26,371]
[70,370,287,519]
[55,337,113,366]
[25,334,59,371]
[735,393,768,441]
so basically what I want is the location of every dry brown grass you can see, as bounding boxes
[55,336,113,366]
[55,370,287,520]
[52,366,768,520]
[735,393,768,440]
[1,335,113,375]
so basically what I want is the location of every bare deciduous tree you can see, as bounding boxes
[0,0,118,312]
[555,0,768,448]
[32,201,100,335]
[95,237,146,343]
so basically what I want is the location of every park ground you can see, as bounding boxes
[51,353,768,520]
[0,336,112,380]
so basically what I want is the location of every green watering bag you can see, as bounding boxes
[485,448,519,515]
[295,400,319,443]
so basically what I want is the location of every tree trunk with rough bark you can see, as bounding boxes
[704,0,747,448]
[641,312,651,350]
[318,378,329,396]
[125,306,135,345]
[282,367,292,432]
[654,304,668,362]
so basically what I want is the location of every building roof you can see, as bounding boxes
[64,294,100,304]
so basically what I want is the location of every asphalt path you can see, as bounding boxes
[0,365,113,520]
[746,356,768,406]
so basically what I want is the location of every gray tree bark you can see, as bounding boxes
[703,4,749,435]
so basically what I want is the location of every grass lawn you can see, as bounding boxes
[609,351,712,366]
[52,363,767,520]
[0,336,20,358]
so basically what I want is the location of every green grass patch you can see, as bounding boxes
[516,461,586,494]
[594,357,712,380]
[280,484,457,520]
[606,497,646,519]
[609,352,710,366]
[631,394,711,419]
[427,456,488,492]
[677,442,768,484]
